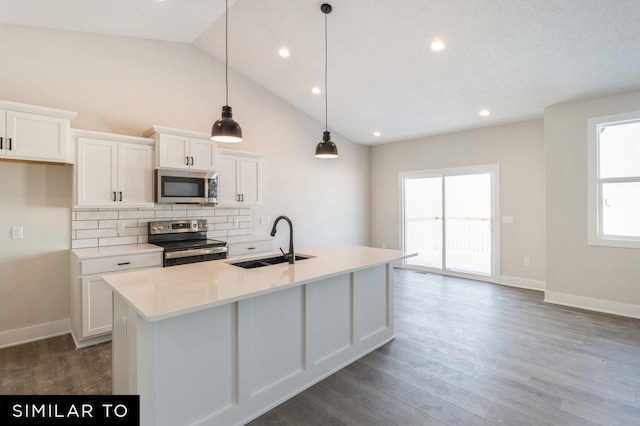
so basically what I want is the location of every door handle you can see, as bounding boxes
[119,192,123,202]
[113,192,117,202]
[186,156,190,165]
[190,157,194,166]
[0,137,3,150]
[8,138,12,150]
[241,194,244,202]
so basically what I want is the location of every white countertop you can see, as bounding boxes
[72,243,163,259]
[103,245,413,323]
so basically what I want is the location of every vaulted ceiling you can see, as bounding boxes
[2,0,640,145]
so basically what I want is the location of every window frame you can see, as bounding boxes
[587,110,640,248]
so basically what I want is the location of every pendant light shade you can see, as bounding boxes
[211,0,243,143]
[315,3,338,159]
[315,131,338,158]
[212,105,242,143]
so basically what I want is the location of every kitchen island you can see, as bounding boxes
[103,245,414,426]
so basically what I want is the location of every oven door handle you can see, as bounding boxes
[164,246,228,260]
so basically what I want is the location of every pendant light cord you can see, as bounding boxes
[225,0,229,106]
[324,11,328,132]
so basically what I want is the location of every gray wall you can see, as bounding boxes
[544,89,640,313]
[0,24,369,341]
[370,119,546,286]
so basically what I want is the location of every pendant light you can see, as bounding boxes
[211,0,243,143]
[315,3,338,158]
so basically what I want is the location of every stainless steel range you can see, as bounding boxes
[148,219,227,267]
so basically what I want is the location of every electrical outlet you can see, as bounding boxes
[260,217,270,225]
[233,217,239,228]
[524,258,530,266]
[502,216,514,224]
[11,226,23,239]
[117,222,126,233]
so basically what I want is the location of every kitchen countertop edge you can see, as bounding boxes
[104,245,415,323]
[71,243,163,259]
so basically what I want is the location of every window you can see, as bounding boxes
[588,111,640,248]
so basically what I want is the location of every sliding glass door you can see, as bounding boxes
[401,165,499,281]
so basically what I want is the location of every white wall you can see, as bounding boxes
[370,119,546,286]
[0,24,369,340]
[544,89,640,316]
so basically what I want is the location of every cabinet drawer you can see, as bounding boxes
[228,240,273,257]
[80,252,162,275]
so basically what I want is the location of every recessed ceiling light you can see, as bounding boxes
[373,131,381,137]
[278,48,290,58]
[311,87,321,94]
[479,109,491,117]
[430,39,446,52]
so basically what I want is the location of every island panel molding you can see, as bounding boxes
[106,245,413,425]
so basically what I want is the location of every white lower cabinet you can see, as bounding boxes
[71,249,162,347]
[226,239,273,257]
[82,275,113,337]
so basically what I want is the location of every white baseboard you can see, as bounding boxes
[544,291,640,320]
[499,275,546,291]
[0,319,71,350]
[71,331,112,349]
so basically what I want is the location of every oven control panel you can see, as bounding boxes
[149,219,208,235]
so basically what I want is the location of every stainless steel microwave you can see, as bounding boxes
[155,169,218,204]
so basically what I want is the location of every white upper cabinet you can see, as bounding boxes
[0,100,77,163]
[145,125,216,172]
[74,130,154,208]
[217,148,263,206]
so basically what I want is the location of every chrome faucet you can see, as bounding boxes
[270,215,295,264]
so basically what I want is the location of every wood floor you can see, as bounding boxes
[2,269,639,425]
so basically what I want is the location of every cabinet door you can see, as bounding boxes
[158,133,190,170]
[240,157,261,205]
[217,154,241,205]
[190,137,216,171]
[81,275,113,337]
[5,111,69,162]
[76,138,118,207]
[118,143,154,207]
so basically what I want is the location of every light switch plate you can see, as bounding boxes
[11,226,23,239]
[260,217,270,225]
[502,216,514,224]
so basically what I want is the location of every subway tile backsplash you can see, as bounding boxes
[71,205,251,249]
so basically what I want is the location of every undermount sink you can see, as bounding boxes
[229,254,313,269]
